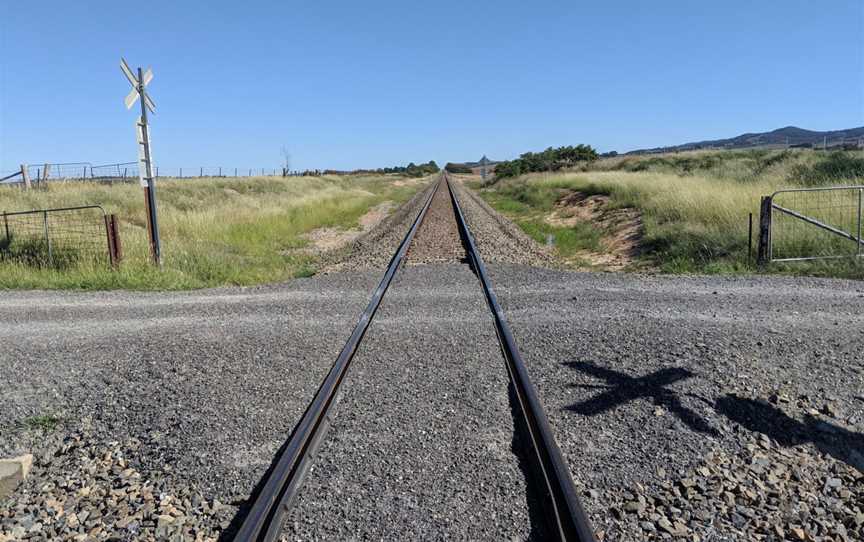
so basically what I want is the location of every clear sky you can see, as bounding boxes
[1,0,862,173]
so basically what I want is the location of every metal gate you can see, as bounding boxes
[758,185,864,263]
[0,205,121,268]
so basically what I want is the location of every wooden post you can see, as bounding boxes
[20,164,30,190]
[2,211,9,247]
[112,215,122,264]
[43,210,52,265]
[748,212,753,265]
[105,214,123,267]
[757,196,773,266]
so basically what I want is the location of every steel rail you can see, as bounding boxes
[444,172,597,542]
[233,179,440,542]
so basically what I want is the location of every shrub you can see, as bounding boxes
[789,151,864,185]
[495,144,598,179]
[445,162,473,174]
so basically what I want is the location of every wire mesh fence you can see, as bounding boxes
[766,186,864,261]
[90,162,139,181]
[0,206,112,268]
[0,163,289,185]
[153,166,283,178]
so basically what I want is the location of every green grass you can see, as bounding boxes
[22,414,60,431]
[518,220,603,257]
[477,149,864,279]
[478,180,604,260]
[0,174,427,290]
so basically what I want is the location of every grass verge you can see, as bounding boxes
[475,149,864,279]
[0,174,426,290]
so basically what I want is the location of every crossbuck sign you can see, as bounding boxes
[121,57,161,265]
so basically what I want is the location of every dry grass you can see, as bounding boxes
[478,149,864,278]
[0,174,427,289]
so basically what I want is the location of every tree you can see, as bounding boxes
[494,144,599,179]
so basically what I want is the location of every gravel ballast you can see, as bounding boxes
[283,265,536,540]
[284,181,536,540]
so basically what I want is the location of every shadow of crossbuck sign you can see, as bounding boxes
[565,361,719,436]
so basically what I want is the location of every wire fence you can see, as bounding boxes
[0,206,112,268]
[763,186,864,262]
[0,163,317,186]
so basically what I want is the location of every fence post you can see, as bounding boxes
[104,214,123,267]
[43,210,52,265]
[2,211,8,247]
[42,164,51,184]
[200,167,203,177]
[104,214,114,267]
[748,212,753,264]
[20,164,30,190]
[858,188,862,256]
[757,196,772,266]
[111,215,122,264]
[234,168,237,177]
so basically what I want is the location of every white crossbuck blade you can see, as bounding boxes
[120,58,155,113]
[120,58,137,87]
[124,88,138,109]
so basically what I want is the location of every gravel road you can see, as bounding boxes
[479,266,864,541]
[1,177,861,541]
[0,275,387,540]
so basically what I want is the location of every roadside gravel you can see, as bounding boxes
[483,265,864,541]
[0,273,386,540]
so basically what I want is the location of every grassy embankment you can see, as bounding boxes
[476,149,864,279]
[0,174,426,290]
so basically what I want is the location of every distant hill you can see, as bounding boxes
[626,126,864,155]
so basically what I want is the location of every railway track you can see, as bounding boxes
[234,173,597,541]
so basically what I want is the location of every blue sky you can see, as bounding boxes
[1,0,862,172]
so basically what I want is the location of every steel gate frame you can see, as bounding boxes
[0,205,121,267]
[758,185,864,264]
